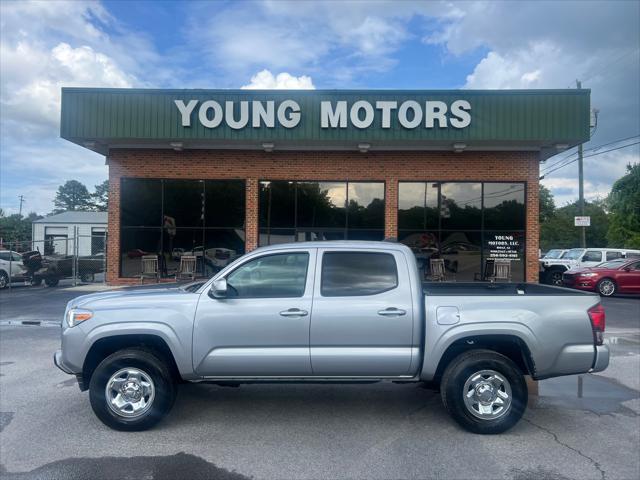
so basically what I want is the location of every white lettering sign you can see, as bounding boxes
[175,98,472,130]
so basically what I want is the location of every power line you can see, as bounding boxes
[541,134,640,174]
[540,140,640,178]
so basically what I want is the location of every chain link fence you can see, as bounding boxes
[0,230,107,289]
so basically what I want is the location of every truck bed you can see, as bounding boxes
[422,282,596,296]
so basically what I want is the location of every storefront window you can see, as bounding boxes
[121,178,162,227]
[120,179,245,278]
[441,183,482,230]
[398,182,438,230]
[297,182,346,229]
[483,183,525,229]
[259,181,385,246]
[398,181,525,282]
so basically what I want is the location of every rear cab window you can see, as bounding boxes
[321,251,398,297]
[582,250,603,262]
[606,251,623,261]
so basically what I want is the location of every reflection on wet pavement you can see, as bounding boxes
[532,374,639,415]
[0,452,250,480]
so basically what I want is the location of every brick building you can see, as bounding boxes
[60,88,590,285]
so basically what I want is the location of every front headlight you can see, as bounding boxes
[66,308,93,328]
[578,273,598,278]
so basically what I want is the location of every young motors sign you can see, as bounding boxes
[60,88,591,155]
[174,98,472,130]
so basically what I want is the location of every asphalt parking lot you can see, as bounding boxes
[0,286,638,480]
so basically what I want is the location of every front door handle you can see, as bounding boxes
[279,308,309,317]
[377,307,407,317]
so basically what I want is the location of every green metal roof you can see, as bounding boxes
[60,88,590,158]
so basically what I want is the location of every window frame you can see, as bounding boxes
[319,250,399,297]
[397,180,527,282]
[258,179,386,246]
[223,251,311,299]
[118,177,246,278]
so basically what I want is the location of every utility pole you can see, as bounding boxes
[18,195,25,216]
[576,80,586,248]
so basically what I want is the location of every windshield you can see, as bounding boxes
[543,249,564,259]
[564,249,585,260]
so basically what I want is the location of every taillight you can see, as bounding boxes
[588,303,606,345]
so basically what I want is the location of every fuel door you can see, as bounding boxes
[437,306,460,325]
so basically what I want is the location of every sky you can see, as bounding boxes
[1,0,639,216]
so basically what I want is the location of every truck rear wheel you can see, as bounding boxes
[89,348,176,431]
[440,349,527,434]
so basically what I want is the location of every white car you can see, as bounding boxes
[0,250,28,288]
[540,247,640,285]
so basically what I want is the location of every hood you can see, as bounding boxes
[68,286,192,310]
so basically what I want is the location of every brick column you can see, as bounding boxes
[526,158,540,283]
[106,174,121,284]
[385,178,398,240]
[245,178,259,251]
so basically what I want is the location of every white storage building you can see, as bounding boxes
[32,211,107,256]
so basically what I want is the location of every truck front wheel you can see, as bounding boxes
[440,349,527,434]
[89,348,177,431]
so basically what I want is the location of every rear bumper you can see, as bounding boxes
[591,345,610,373]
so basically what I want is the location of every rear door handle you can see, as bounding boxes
[377,307,407,317]
[279,308,309,317]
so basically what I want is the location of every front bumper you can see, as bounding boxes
[591,345,610,373]
[53,349,73,374]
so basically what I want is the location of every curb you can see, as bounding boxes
[0,320,60,327]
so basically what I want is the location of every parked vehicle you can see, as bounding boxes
[55,241,609,434]
[21,251,104,287]
[0,250,28,288]
[540,247,640,286]
[541,249,568,260]
[563,258,640,296]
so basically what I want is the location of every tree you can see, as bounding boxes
[92,180,109,212]
[539,184,555,223]
[53,180,93,213]
[540,200,609,251]
[0,212,43,247]
[606,163,640,249]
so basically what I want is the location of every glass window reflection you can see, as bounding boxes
[440,183,482,229]
[483,183,525,229]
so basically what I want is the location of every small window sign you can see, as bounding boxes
[574,216,591,227]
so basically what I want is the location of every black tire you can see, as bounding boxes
[440,349,527,434]
[44,277,59,287]
[546,269,564,286]
[89,348,177,431]
[0,271,8,289]
[597,278,617,297]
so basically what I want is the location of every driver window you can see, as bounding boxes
[226,252,309,298]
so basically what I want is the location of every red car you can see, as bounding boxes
[562,258,640,296]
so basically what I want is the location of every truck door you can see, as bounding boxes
[192,249,316,376]
[310,249,415,376]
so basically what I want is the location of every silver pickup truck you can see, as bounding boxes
[54,241,609,434]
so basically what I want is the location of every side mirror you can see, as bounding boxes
[209,278,228,299]
[623,267,631,272]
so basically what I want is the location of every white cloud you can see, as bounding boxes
[241,70,315,90]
